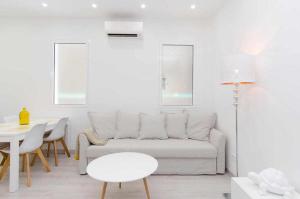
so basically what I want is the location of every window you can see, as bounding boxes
[161,44,193,106]
[54,43,88,105]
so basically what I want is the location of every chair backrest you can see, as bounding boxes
[46,118,68,141]
[3,115,18,123]
[19,123,47,154]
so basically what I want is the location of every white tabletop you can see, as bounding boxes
[0,118,59,137]
[87,152,158,183]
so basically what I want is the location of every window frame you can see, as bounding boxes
[52,41,90,107]
[159,43,194,107]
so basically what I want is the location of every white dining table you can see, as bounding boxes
[0,118,60,192]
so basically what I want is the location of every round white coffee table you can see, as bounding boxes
[87,152,158,199]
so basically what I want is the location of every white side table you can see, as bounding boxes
[232,177,300,199]
[87,152,158,199]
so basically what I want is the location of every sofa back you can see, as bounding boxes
[88,110,217,141]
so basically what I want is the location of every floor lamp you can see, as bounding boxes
[221,54,255,199]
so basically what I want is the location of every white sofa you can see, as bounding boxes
[78,111,226,175]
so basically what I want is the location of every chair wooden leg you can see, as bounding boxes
[0,153,7,166]
[0,157,4,166]
[53,141,59,166]
[60,138,71,158]
[22,154,26,172]
[0,155,10,181]
[25,153,32,187]
[47,142,51,158]
[36,148,51,172]
[30,153,38,167]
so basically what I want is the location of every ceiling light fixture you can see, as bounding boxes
[140,4,147,9]
[41,2,48,7]
[190,4,196,10]
[92,3,98,8]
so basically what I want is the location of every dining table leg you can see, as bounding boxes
[9,137,20,192]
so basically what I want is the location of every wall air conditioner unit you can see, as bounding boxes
[104,21,143,37]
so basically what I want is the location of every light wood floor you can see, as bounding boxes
[0,155,231,199]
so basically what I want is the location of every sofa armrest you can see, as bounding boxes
[78,133,91,174]
[209,128,226,174]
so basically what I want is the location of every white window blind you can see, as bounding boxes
[54,43,88,105]
[161,44,193,106]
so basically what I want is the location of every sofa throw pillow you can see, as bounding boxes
[88,111,117,139]
[186,111,217,141]
[165,112,187,139]
[84,128,108,145]
[114,111,140,139]
[139,113,168,140]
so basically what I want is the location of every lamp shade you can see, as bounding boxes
[221,54,255,85]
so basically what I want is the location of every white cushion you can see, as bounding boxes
[114,111,139,139]
[139,114,168,139]
[88,112,117,139]
[166,113,187,139]
[186,111,217,141]
[87,139,217,158]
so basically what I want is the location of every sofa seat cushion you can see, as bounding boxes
[87,139,217,159]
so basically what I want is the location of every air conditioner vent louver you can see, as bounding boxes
[105,21,143,38]
[107,33,138,37]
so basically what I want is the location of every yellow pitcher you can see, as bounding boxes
[19,107,30,125]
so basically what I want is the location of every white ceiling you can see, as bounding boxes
[0,0,225,19]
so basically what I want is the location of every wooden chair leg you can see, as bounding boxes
[0,155,10,181]
[30,153,37,166]
[22,154,26,172]
[60,138,71,158]
[30,153,38,167]
[25,153,32,187]
[0,158,4,166]
[0,153,7,166]
[53,141,59,166]
[47,142,51,158]
[36,148,51,172]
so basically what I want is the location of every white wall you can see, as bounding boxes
[213,0,300,190]
[0,17,216,148]
[1,1,299,190]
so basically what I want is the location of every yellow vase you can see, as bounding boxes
[19,107,30,125]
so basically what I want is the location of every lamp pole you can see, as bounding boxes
[222,54,255,199]
[223,81,240,199]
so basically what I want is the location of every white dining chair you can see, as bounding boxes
[0,145,8,166]
[0,117,9,166]
[3,115,18,123]
[42,118,70,166]
[0,123,51,187]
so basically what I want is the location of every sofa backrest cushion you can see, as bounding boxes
[165,112,188,139]
[88,111,117,139]
[114,111,140,139]
[139,113,168,140]
[186,111,217,141]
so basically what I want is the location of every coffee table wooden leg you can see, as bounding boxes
[143,178,151,199]
[119,182,121,189]
[100,182,108,199]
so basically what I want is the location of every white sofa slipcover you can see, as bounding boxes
[79,128,225,175]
